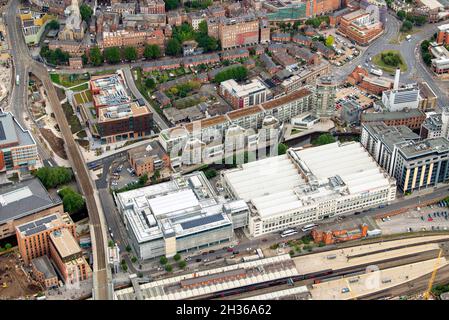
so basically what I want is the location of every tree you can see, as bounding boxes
[204,168,217,179]
[397,10,406,21]
[165,264,173,272]
[173,253,181,261]
[400,20,413,32]
[79,4,93,23]
[178,260,187,269]
[289,250,294,256]
[164,0,180,10]
[160,256,168,265]
[144,44,161,60]
[89,47,103,66]
[198,20,208,35]
[4,243,12,250]
[103,47,121,64]
[47,20,59,30]
[422,52,432,66]
[34,167,73,189]
[121,263,128,272]
[131,256,138,263]
[278,143,288,155]
[126,245,132,252]
[81,54,88,65]
[166,38,182,56]
[108,240,114,247]
[214,66,248,83]
[58,187,85,214]
[312,133,336,146]
[123,46,137,62]
[325,35,334,47]
[145,77,156,90]
[138,173,148,186]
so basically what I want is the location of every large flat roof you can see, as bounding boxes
[0,178,61,224]
[49,228,81,259]
[223,142,393,218]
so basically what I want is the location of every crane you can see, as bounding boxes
[423,249,443,300]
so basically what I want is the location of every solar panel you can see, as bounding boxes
[0,122,5,140]
[180,214,224,230]
[19,222,36,232]
[36,215,57,226]
[25,224,47,236]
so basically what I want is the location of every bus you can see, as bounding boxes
[370,68,383,76]
[301,223,318,232]
[281,229,298,238]
[256,248,264,259]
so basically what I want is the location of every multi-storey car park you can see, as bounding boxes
[221,141,397,237]
[114,171,249,260]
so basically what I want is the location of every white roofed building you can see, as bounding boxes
[222,142,397,237]
[114,171,249,260]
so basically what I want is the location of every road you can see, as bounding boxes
[5,5,56,166]
[5,0,111,299]
[122,66,170,130]
[333,11,449,108]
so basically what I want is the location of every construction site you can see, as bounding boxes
[114,234,449,300]
[0,251,42,299]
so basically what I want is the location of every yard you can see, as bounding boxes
[50,73,90,88]
[62,102,82,134]
[372,50,408,74]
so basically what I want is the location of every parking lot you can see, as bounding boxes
[319,29,362,67]
[377,201,449,235]
[109,161,139,190]
[336,86,377,109]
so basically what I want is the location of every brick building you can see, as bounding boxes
[361,109,426,130]
[31,256,59,289]
[338,9,384,45]
[140,0,165,14]
[128,141,170,177]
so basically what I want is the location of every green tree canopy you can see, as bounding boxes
[178,260,187,269]
[89,46,104,66]
[278,143,288,155]
[400,20,413,32]
[104,47,121,64]
[397,10,406,20]
[160,256,168,265]
[214,66,248,83]
[145,77,156,89]
[165,264,173,272]
[173,253,181,261]
[312,133,336,146]
[34,166,73,189]
[166,38,182,56]
[144,44,161,60]
[47,20,59,30]
[164,0,180,10]
[123,46,137,62]
[79,4,93,23]
[58,187,85,214]
[325,35,334,47]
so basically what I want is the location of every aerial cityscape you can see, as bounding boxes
[1,0,449,303]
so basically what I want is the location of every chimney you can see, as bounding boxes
[393,68,400,90]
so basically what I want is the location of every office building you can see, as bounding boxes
[16,212,76,264]
[361,109,426,130]
[338,9,384,45]
[0,111,38,174]
[220,79,271,109]
[218,14,269,50]
[0,178,64,240]
[16,213,91,284]
[381,70,420,112]
[90,73,153,143]
[48,228,92,284]
[97,101,153,144]
[114,172,249,260]
[420,110,449,139]
[314,76,337,118]
[222,142,397,237]
[31,256,59,289]
[127,141,171,177]
[361,123,449,193]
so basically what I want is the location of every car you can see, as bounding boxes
[227,248,234,252]
[202,252,207,256]
[262,238,268,242]
[428,217,433,222]
[234,251,240,255]
[421,216,424,221]
[195,258,202,263]
[209,250,215,253]
[341,288,350,293]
